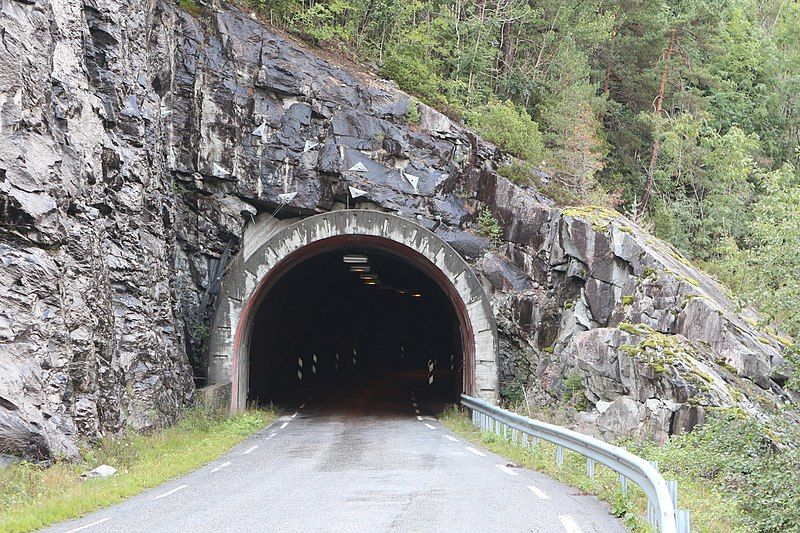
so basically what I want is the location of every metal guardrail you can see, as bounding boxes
[461,394,691,533]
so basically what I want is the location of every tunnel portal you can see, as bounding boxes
[207,210,499,411]
[248,247,463,405]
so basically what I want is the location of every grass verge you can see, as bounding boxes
[0,406,276,533]
[440,406,744,533]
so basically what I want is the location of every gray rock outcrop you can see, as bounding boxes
[0,0,795,460]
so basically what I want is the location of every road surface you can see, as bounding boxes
[46,374,625,533]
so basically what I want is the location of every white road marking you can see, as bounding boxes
[243,445,258,455]
[153,484,188,500]
[280,422,289,429]
[291,412,299,418]
[299,403,306,409]
[465,447,486,457]
[496,464,518,476]
[414,408,420,414]
[412,402,418,407]
[66,518,110,532]
[211,461,232,473]
[559,515,583,533]
[527,485,550,499]
[416,415,423,421]
[424,423,437,430]
[443,435,459,442]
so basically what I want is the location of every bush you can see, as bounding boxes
[477,207,502,246]
[497,160,535,185]
[467,100,544,162]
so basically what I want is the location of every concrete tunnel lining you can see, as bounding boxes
[207,210,500,410]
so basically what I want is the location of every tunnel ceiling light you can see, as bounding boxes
[411,291,422,298]
[364,280,379,285]
[343,254,368,264]
[349,265,371,272]
[359,274,378,280]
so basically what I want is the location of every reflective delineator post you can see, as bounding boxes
[297,357,303,381]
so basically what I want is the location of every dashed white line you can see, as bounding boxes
[414,408,420,414]
[527,485,550,499]
[242,445,258,455]
[66,518,110,532]
[280,422,289,429]
[496,464,518,476]
[424,423,437,430]
[416,415,423,421]
[153,484,188,500]
[211,461,232,473]
[559,515,583,533]
[291,412,299,419]
[465,447,486,457]
[299,403,306,409]
[412,402,418,407]
[443,435,459,442]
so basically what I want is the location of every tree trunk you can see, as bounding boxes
[638,28,677,216]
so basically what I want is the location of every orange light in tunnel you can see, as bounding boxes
[349,266,371,272]
[411,291,422,298]
[359,274,378,280]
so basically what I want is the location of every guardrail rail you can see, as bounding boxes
[461,394,691,533]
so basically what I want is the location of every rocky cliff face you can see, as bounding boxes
[0,0,795,461]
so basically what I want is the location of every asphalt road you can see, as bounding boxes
[45,374,625,533]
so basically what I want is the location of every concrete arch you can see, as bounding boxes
[207,210,499,410]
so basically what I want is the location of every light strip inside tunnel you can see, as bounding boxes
[343,254,368,263]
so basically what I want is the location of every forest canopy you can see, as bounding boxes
[239,0,800,337]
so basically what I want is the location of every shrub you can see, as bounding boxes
[477,207,502,246]
[467,100,544,162]
[497,160,535,185]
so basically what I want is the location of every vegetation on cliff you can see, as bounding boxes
[231,0,800,338]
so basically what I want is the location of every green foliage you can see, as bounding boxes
[477,207,502,246]
[466,100,544,162]
[404,99,421,125]
[497,160,535,185]
[0,405,275,532]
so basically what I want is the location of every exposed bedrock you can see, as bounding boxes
[0,0,795,460]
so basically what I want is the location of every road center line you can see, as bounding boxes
[153,484,188,500]
[496,464,518,476]
[527,485,550,499]
[280,422,289,429]
[558,515,583,533]
[211,461,232,473]
[465,447,486,457]
[66,517,110,532]
[424,423,437,430]
[242,445,258,455]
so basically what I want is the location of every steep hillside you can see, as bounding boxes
[0,0,795,461]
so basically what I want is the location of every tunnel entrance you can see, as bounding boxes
[207,210,499,412]
[247,246,463,406]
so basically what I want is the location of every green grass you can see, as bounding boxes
[0,406,276,533]
[440,406,745,533]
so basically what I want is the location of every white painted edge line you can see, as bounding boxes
[416,415,423,421]
[291,412,299,418]
[153,484,188,500]
[412,402,418,407]
[558,515,583,533]
[424,423,437,430]
[496,464,518,476]
[443,435,459,442]
[66,517,111,533]
[527,485,550,500]
[414,408,420,414]
[465,447,486,457]
[211,461,232,473]
[243,445,258,455]
[299,403,306,409]
[280,422,289,429]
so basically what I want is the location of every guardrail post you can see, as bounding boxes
[619,474,628,495]
[556,445,564,468]
[676,509,691,533]
[668,479,678,508]
[647,461,660,528]
[587,457,595,479]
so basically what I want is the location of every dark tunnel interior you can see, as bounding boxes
[247,247,464,409]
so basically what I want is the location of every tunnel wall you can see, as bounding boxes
[207,210,500,410]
